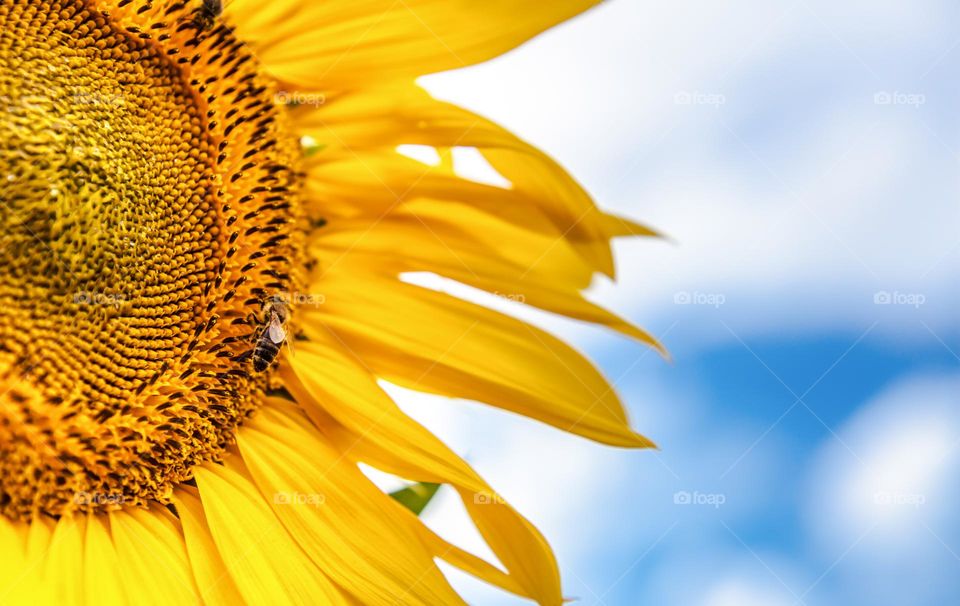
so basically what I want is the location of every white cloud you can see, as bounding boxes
[804,373,960,603]
[806,373,960,546]
[639,547,810,606]
[700,577,795,606]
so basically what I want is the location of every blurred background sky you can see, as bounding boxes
[382,1,959,604]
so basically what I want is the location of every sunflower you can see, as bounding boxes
[0,0,660,604]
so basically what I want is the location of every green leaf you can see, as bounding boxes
[389,482,441,516]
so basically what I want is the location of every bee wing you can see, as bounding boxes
[267,313,286,344]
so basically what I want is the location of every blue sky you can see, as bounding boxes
[391,1,960,604]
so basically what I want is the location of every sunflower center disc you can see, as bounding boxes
[0,0,305,520]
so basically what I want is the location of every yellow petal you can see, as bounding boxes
[237,402,466,606]
[375,489,529,600]
[193,459,349,605]
[45,516,84,605]
[109,507,201,605]
[173,488,245,605]
[20,517,54,604]
[601,212,664,239]
[84,515,128,606]
[293,85,620,274]
[414,523,525,599]
[280,343,483,493]
[311,196,595,287]
[0,517,26,601]
[300,273,655,448]
[225,0,600,89]
[309,199,664,351]
[280,338,566,603]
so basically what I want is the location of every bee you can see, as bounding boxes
[192,0,223,32]
[250,296,290,372]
